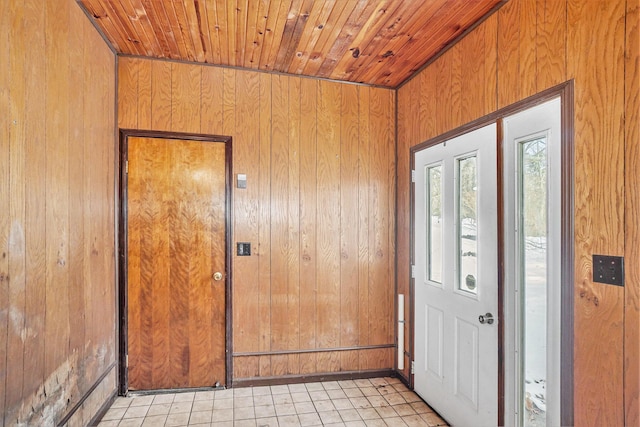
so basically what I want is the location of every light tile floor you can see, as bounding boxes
[97,377,448,427]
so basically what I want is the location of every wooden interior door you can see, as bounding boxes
[126,136,227,391]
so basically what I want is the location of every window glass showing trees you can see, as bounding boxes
[457,155,477,294]
[519,137,548,427]
[427,165,442,283]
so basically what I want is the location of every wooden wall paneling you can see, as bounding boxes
[368,87,392,347]
[450,42,463,131]
[117,57,139,128]
[137,59,152,130]
[287,76,301,375]
[459,23,487,125]
[258,73,273,377]
[418,65,437,144]
[387,90,396,366]
[316,80,341,372]
[171,63,201,133]
[625,1,640,423]
[45,0,71,387]
[536,0,567,90]
[68,1,86,397]
[298,77,318,374]
[496,0,521,109]
[340,83,360,371]
[233,69,261,359]
[518,0,538,99]
[269,73,290,376]
[434,56,452,135]
[395,81,414,378]
[483,14,499,117]
[0,0,9,419]
[22,0,46,409]
[200,66,224,135]
[357,86,371,368]
[568,0,626,424]
[150,60,172,131]
[6,0,27,417]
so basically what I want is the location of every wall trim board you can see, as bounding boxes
[233,344,394,357]
[86,390,117,427]
[406,81,574,426]
[232,369,396,388]
[56,362,117,427]
[117,128,234,394]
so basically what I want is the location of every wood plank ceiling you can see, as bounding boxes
[79,0,503,88]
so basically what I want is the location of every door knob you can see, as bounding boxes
[478,313,494,325]
[213,272,223,281]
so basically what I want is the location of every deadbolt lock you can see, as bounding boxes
[213,272,223,281]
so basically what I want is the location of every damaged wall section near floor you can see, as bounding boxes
[0,0,117,425]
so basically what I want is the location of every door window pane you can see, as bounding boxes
[520,138,547,427]
[427,165,442,283]
[457,156,477,294]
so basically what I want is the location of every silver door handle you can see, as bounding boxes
[478,313,494,325]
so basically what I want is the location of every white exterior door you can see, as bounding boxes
[414,123,498,427]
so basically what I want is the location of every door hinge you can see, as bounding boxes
[411,170,416,183]
[411,265,416,279]
[411,360,415,375]
[126,354,129,368]
[125,160,129,174]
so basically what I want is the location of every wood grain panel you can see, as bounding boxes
[44,0,71,383]
[7,0,28,415]
[398,0,637,423]
[171,63,201,133]
[128,137,227,390]
[22,0,47,405]
[118,58,396,383]
[298,77,317,369]
[536,0,567,89]
[340,84,359,370]
[200,65,224,135]
[357,86,371,354]
[316,80,341,371]
[150,60,172,131]
[568,0,626,424]
[258,73,273,360]
[287,76,302,375]
[118,56,139,128]
[2,1,116,423]
[81,0,501,87]
[625,2,640,425]
[0,0,9,419]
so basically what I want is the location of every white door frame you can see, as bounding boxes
[408,82,574,426]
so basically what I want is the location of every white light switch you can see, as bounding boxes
[237,173,247,189]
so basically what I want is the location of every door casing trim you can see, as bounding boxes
[117,129,233,394]
[407,80,574,426]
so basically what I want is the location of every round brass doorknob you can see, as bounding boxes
[213,272,223,281]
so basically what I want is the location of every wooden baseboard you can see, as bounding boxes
[232,369,396,388]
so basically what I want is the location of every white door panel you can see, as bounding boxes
[414,124,498,427]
